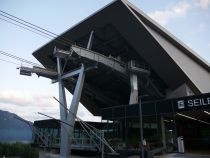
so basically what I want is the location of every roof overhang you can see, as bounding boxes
[33,0,210,115]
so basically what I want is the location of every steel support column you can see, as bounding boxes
[57,57,69,157]
[57,57,85,158]
[66,64,85,156]
[129,73,138,104]
[139,97,144,158]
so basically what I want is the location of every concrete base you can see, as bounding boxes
[39,151,60,158]
[39,151,97,158]
[154,153,210,158]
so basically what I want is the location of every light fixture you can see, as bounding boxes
[204,110,210,116]
[177,113,210,125]
[197,119,210,125]
[177,113,197,120]
[164,120,170,123]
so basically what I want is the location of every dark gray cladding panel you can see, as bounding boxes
[125,1,210,93]
[110,4,185,89]
[102,93,210,120]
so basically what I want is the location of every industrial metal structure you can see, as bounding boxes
[32,0,210,112]
[19,0,210,157]
[32,120,111,152]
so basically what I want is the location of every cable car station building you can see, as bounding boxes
[28,0,210,156]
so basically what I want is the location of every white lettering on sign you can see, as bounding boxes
[177,100,185,109]
[177,97,210,109]
[188,100,193,107]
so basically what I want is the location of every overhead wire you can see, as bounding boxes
[38,112,74,127]
[52,97,103,151]
[0,10,78,68]
[0,17,47,67]
[53,96,99,132]
[0,16,70,47]
[0,17,52,40]
[14,115,53,147]
[0,58,20,66]
[0,16,47,67]
[0,10,75,45]
[0,13,55,38]
[0,50,42,67]
[0,10,75,46]
[0,11,113,150]
[52,96,116,153]
[0,10,57,35]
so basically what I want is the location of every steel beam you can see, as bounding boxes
[19,66,57,79]
[71,45,127,74]
[87,30,94,50]
[54,46,165,98]
[52,68,81,84]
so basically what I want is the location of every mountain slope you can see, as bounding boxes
[0,110,32,143]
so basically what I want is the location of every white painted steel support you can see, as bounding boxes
[57,56,85,158]
[57,57,69,157]
[66,64,85,155]
[129,73,138,104]
[52,68,81,84]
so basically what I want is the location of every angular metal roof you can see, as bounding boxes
[33,0,210,115]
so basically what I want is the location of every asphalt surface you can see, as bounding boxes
[153,153,210,158]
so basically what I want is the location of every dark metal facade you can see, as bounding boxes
[102,93,210,121]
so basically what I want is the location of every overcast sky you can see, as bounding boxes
[0,0,210,122]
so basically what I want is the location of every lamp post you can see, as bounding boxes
[139,95,149,158]
[139,96,144,158]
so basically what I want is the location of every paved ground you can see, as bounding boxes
[71,156,95,158]
[58,153,210,158]
[39,152,210,158]
[128,153,210,158]
[154,153,210,158]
